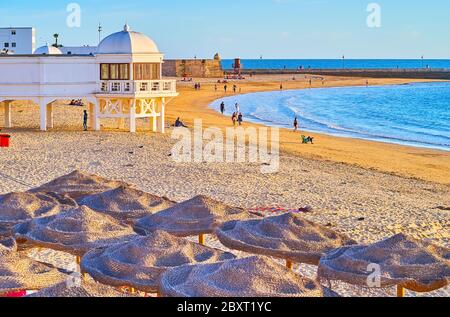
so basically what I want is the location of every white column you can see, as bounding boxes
[93,100,101,131]
[152,115,157,132]
[129,100,136,133]
[4,101,12,128]
[46,104,54,129]
[39,100,47,131]
[158,98,165,134]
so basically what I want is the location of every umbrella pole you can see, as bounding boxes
[199,234,205,245]
[397,285,405,297]
[286,260,293,270]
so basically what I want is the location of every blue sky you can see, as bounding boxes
[1,0,449,59]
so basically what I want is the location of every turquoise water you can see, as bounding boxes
[210,82,450,151]
[221,59,450,70]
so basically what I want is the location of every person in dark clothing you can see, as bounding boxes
[83,110,88,131]
[175,117,188,128]
[294,117,298,132]
[224,85,228,93]
[237,113,243,126]
[220,102,225,114]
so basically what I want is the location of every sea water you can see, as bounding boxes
[210,82,450,151]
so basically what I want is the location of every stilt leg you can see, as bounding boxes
[286,260,293,270]
[199,234,205,245]
[4,101,11,128]
[397,285,405,297]
[46,104,54,129]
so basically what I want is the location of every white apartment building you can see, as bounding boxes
[0,27,35,54]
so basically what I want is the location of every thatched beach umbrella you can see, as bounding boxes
[78,185,175,223]
[0,237,17,253]
[29,170,127,202]
[13,205,137,258]
[318,233,450,297]
[81,230,236,294]
[215,213,356,268]
[0,191,77,238]
[0,247,67,296]
[27,281,138,297]
[134,195,250,244]
[160,256,339,297]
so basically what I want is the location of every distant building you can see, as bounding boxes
[60,46,98,55]
[0,27,35,54]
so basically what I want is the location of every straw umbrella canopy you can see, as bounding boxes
[0,237,17,254]
[0,191,77,237]
[134,195,250,244]
[78,185,176,223]
[160,256,339,297]
[81,230,236,293]
[318,233,450,297]
[215,213,357,267]
[27,281,138,297]
[0,247,67,295]
[29,170,127,202]
[13,206,137,257]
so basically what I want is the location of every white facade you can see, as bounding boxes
[0,25,177,133]
[0,27,35,54]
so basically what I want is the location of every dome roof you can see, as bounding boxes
[34,45,63,55]
[97,24,159,55]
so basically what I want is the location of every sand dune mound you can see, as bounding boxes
[0,192,77,237]
[134,195,250,237]
[79,186,175,222]
[29,170,127,202]
[216,213,357,265]
[160,256,338,297]
[0,252,67,294]
[81,231,235,293]
[27,281,137,297]
[14,206,137,256]
[318,233,450,292]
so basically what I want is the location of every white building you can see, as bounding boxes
[0,27,35,54]
[0,24,177,133]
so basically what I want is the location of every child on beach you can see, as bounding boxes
[238,113,243,126]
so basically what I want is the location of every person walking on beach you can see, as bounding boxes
[83,110,88,131]
[220,102,225,114]
[294,117,298,132]
[238,113,243,126]
[235,102,240,113]
[232,112,237,126]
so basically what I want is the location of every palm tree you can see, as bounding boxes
[53,33,59,48]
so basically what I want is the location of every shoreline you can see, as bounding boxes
[208,82,450,153]
[166,75,450,185]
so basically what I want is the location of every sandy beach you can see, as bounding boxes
[0,75,449,297]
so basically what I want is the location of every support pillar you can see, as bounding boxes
[158,99,165,134]
[93,100,100,131]
[130,100,136,133]
[4,101,12,128]
[39,100,47,131]
[46,104,54,129]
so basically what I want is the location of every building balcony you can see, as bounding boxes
[98,80,177,96]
